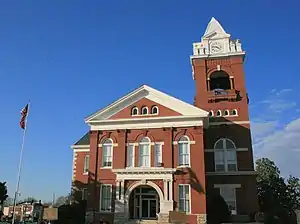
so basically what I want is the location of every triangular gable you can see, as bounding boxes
[85,85,208,123]
[202,17,230,39]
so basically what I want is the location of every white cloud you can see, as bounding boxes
[251,88,300,177]
[258,88,296,113]
[252,118,300,178]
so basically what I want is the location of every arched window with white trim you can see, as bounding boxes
[178,136,190,167]
[216,110,222,117]
[102,138,113,168]
[231,109,238,116]
[151,106,159,115]
[214,138,237,172]
[208,110,214,117]
[131,107,138,116]
[141,106,148,115]
[224,110,229,116]
[139,137,151,167]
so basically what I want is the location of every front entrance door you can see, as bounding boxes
[141,199,157,218]
[130,186,159,219]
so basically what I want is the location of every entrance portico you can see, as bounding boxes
[113,168,176,223]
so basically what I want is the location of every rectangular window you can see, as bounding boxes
[100,184,112,212]
[102,145,113,167]
[178,184,190,213]
[82,188,88,200]
[83,155,90,173]
[139,144,150,167]
[154,143,163,167]
[178,142,190,166]
[126,144,135,167]
[226,150,237,171]
[214,150,225,172]
[220,186,237,214]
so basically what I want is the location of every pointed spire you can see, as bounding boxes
[203,17,229,39]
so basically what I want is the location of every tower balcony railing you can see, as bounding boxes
[207,89,239,102]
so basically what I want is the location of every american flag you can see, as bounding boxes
[20,104,29,129]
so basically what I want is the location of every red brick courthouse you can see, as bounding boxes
[71,17,258,224]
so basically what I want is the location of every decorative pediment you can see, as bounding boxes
[85,85,208,124]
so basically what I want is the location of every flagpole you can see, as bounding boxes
[12,102,30,224]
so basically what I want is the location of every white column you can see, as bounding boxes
[168,180,173,201]
[115,180,120,200]
[163,180,168,200]
[120,180,125,200]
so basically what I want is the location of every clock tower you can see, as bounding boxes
[191,17,259,216]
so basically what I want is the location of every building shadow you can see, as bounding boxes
[174,168,205,194]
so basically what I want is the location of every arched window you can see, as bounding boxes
[131,107,138,116]
[231,109,238,116]
[214,138,237,172]
[178,136,190,167]
[216,110,222,117]
[208,110,214,117]
[151,106,159,115]
[209,71,231,91]
[139,137,151,167]
[141,106,148,115]
[101,139,113,168]
[224,110,229,116]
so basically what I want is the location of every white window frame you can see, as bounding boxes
[219,185,237,215]
[151,106,159,115]
[214,138,237,172]
[82,188,88,200]
[83,155,90,174]
[131,107,139,116]
[224,110,230,116]
[141,106,149,115]
[231,109,238,116]
[178,136,191,167]
[154,143,163,167]
[138,137,151,167]
[178,184,191,214]
[101,139,113,168]
[216,110,222,117]
[126,144,135,167]
[99,184,113,212]
[208,110,214,117]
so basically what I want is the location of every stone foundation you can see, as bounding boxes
[196,214,207,224]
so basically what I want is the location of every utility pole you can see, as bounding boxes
[52,193,55,207]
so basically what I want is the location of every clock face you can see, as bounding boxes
[210,42,223,54]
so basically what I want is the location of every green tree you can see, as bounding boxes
[0,182,8,210]
[256,158,300,222]
[3,197,13,206]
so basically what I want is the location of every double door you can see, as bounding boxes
[141,198,157,218]
[134,196,158,219]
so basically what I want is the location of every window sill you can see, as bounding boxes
[100,167,112,169]
[83,172,89,175]
[176,166,191,168]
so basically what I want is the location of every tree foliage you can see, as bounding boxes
[0,182,8,206]
[256,158,300,222]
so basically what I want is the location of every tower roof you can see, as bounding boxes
[202,17,230,39]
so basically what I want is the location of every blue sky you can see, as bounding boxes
[0,1,299,201]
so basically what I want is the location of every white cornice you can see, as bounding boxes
[113,167,177,175]
[89,116,205,131]
[190,51,246,60]
[71,145,89,149]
